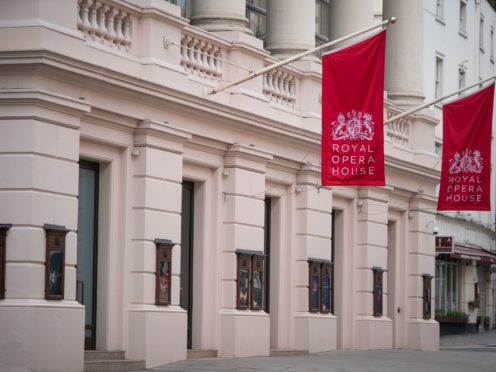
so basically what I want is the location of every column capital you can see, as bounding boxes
[224,143,273,173]
[134,119,192,153]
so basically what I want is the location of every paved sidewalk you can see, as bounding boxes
[142,331,496,372]
[440,329,496,348]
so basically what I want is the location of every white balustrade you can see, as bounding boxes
[180,33,223,80]
[385,107,410,146]
[263,69,296,108]
[77,0,132,52]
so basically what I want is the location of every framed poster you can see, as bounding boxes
[251,255,264,310]
[373,267,383,317]
[155,239,174,306]
[321,263,331,313]
[237,254,251,309]
[309,261,321,312]
[422,274,432,320]
[0,224,11,299]
[44,224,68,300]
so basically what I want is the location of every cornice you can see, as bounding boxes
[0,88,91,129]
[0,50,321,147]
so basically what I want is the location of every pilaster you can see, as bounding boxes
[293,163,336,353]
[354,187,393,350]
[219,144,272,358]
[0,89,89,372]
[406,196,439,351]
[128,119,191,368]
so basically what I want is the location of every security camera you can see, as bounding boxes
[432,225,439,235]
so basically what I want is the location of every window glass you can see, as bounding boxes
[246,0,267,41]
[315,0,330,54]
[459,1,467,34]
[435,57,443,99]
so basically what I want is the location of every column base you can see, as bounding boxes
[406,320,439,351]
[219,310,270,357]
[0,300,84,372]
[294,314,337,353]
[128,305,187,368]
[355,316,393,350]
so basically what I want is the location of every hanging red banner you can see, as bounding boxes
[438,83,494,211]
[321,30,386,186]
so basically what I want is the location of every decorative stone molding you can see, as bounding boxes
[77,0,133,52]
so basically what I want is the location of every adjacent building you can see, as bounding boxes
[0,1,491,371]
[420,0,496,332]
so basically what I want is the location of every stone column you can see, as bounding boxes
[406,197,439,351]
[354,187,393,350]
[265,0,315,59]
[329,0,375,39]
[293,164,336,353]
[189,0,251,34]
[0,89,89,372]
[127,120,192,368]
[383,0,425,105]
[219,144,272,358]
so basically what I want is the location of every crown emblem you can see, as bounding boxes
[449,148,483,175]
[331,110,374,141]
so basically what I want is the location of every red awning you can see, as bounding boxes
[451,245,496,264]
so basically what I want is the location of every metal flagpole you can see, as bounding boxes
[207,17,398,96]
[384,75,496,125]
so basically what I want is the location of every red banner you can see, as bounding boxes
[438,83,494,211]
[321,30,386,186]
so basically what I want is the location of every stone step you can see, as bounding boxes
[187,349,218,359]
[84,359,146,372]
[84,351,125,361]
[270,349,309,357]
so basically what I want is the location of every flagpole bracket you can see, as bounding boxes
[163,37,173,50]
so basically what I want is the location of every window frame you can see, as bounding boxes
[235,249,265,310]
[307,258,332,314]
[435,55,444,100]
[459,0,467,36]
[155,239,174,306]
[251,255,264,311]
[372,267,384,317]
[436,0,445,22]
[44,224,68,301]
[246,0,267,41]
[435,257,460,313]
[315,0,331,47]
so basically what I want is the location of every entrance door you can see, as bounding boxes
[181,181,194,349]
[77,160,99,350]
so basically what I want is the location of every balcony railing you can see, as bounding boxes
[180,32,224,81]
[385,103,410,146]
[77,0,132,53]
[263,68,297,108]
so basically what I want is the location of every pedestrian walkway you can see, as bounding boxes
[138,331,496,372]
[440,329,496,348]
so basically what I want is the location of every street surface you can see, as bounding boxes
[148,330,496,372]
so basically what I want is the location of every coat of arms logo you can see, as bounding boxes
[449,148,483,175]
[331,110,374,141]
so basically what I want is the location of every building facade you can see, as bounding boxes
[0,0,475,371]
[421,0,496,332]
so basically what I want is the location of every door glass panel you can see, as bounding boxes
[77,163,98,349]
